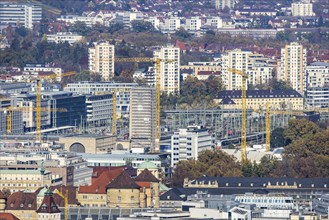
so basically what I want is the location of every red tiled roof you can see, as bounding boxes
[135,169,159,183]
[175,40,187,51]
[106,171,140,189]
[79,166,130,194]
[6,191,37,210]
[36,190,61,214]
[0,213,20,220]
[50,185,79,206]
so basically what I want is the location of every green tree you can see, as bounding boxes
[270,127,287,148]
[174,27,192,40]
[131,20,156,33]
[283,118,320,144]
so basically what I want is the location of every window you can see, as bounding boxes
[118,196,122,202]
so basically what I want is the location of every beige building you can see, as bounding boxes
[291,1,314,17]
[154,47,180,94]
[89,41,115,81]
[278,42,307,94]
[59,134,116,154]
[0,169,54,193]
[181,61,222,80]
[216,90,304,110]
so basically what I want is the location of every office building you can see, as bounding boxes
[305,87,329,109]
[129,87,156,151]
[86,94,113,128]
[154,47,180,94]
[212,0,235,10]
[291,1,314,17]
[42,91,86,128]
[171,126,215,167]
[221,49,252,90]
[88,42,115,81]
[46,32,83,45]
[278,42,307,94]
[306,62,329,88]
[216,90,304,110]
[64,82,138,117]
[0,2,42,29]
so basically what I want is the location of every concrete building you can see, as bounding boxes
[247,54,275,86]
[0,2,42,29]
[86,94,113,129]
[221,49,253,90]
[59,134,117,154]
[291,1,314,17]
[216,90,304,110]
[205,17,223,28]
[23,64,62,75]
[278,42,307,94]
[171,126,215,167]
[0,169,59,193]
[180,61,222,80]
[88,42,115,81]
[46,32,83,45]
[154,47,180,94]
[185,17,202,32]
[0,82,32,95]
[129,87,156,151]
[0,110,23,135]
[305,87,329,109]
[306,62,329,88]
[64,82,138,117]
[212,0,235,10]
[160,17,181,33]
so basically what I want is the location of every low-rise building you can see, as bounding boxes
[46,32,83,45]
[291,0,314,17]
[216,90,304,110]
[305,87,329,109]
[306,62,329,88]
[171,125,215,167]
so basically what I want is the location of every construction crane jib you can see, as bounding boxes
[227,68,248,161]
[115,57,175,150]
[53,188,68,220]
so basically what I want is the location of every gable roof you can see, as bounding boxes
[160,188,186,201]
[50,185,79,206]
[79,166,127,194]
[6,191,37,210]
[106,171,140,189]
[135,169,159,183]
[36,190,61,214]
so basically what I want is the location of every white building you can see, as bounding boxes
[160,17,181,33]
[129,87,156,152]
[278,42,307,94]
[291,1,314,17]
[114,12,142,28]
[57,15,103,27]
[88,42,115,81]
[85,94,113,128]
[0,2,42,29]
[205,17,223,29]
[145,17,160,30]
[235,193,294,209]
[171,126,215,167]
[154,46,180,94]
[306,62,329,88]
[247,54,275,86]
[23,64,62,75]
[185,17,201,32]
[212,0,235,10]
[221,49,252,90]
[305,87,329,109]
[46,32,83,45]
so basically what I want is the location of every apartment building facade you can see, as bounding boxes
[46,32,83,45]
[291,1,314,17]
[0,2,42,29]
[171,126,215,167]
[278,42,307,94]
[86,94,113,129]
[212,0,235,10]
[89,42,115,81]
[306,62,329,88]
[154,47,180,94]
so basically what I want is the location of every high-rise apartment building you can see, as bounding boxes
[154,47,180,94]
[88,42,115,81]
[278,42,307,94]
[129,87,156,152]
[212,0,235,10]
[221,49,252,90]
[291,1,314,17]
[0,2,42,29]
[171,126,215,167]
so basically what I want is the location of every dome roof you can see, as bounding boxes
[37,187,49,197]
[138,161,157,170]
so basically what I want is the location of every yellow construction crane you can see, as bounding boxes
[1,107,67,134]
[35,71,76,142]
[53,188,68,220]
[264,104,307,152]
[227,68,248,161]
[115,57,175,150]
